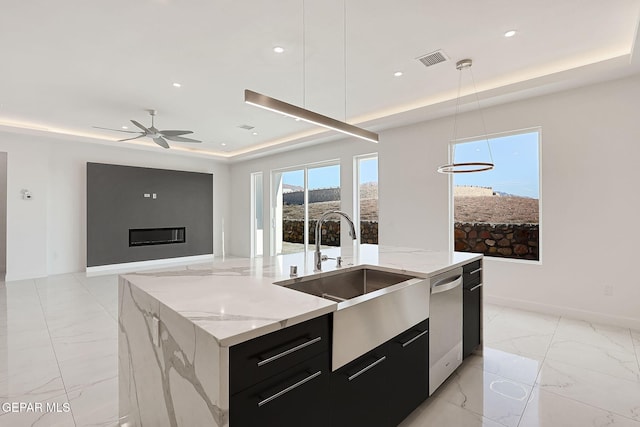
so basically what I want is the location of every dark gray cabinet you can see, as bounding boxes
[386,320,430,426]
[229,315,331,427]
[331,344,391,427]
[331,318,429,427]
[463,260,482,358]
[228,257,487,427]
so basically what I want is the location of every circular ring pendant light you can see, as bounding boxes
[437,59,495,174]
[437,162,494,173]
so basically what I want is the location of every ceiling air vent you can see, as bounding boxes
[416,50,449,68]
[237,124,255,130]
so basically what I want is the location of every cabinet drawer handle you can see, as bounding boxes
[470,267,482,275]
[401,329,429,348]
[468,283,482,292]
[257,370,322,407]
[348,356,387,381]
[257,336,322,367]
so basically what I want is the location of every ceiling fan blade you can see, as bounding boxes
[153,137,170,149]
[130,120,150,133]
[117,134,146,142]
[159,130,193,137]
[92,126,140,134]
[163,135,202,143]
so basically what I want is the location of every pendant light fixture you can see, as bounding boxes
[244,1,379,144]
[244,90,379,143]
[437,59,494,174]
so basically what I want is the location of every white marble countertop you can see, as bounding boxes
[120,245,481,347]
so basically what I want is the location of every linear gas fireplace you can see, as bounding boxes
[129,227,186,247]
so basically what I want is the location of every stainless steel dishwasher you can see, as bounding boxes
[429,267,463,395]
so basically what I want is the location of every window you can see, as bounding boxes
[452,129,540,261]
[272,162,341,255]
[356,155,378,245]
[251,172,263,257]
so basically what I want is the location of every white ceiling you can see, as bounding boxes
[1,0,639,161]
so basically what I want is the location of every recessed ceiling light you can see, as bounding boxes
[273,46,285,53]
[121,126,128,129]
[394,71,403,77]
[221,143,227,146]
[252,132,258,135]
[504,30,517,38]
[173,82,182,88]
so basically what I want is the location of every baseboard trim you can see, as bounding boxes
[5,272,48,282]
[484,294,640,330]
[85,254,214,276]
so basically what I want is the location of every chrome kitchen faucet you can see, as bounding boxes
[314,210,357,271]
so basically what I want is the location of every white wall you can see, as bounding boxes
[0,152,7,273]
[229,140,378,257]
[378,118,452,251]
[0,133,230,280]
[377,73,640,329]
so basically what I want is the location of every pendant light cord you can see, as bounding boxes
[344,0,347,121]
[469,66,494,164]
[451,67,463,162]
[302,0,306,108]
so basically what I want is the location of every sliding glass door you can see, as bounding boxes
[272,162,340,255]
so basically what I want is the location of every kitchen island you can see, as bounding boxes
[118,245,481,426]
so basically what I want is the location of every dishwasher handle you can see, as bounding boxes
[431,275,462,294]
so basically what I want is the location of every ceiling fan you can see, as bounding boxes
[93,110,201,149]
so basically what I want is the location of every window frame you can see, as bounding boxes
[270,159,341,256]
[354,153,379,246]
[250,172,263,258]
[448,127,543,264]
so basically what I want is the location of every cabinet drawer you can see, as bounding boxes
[331,344,392,427]
[463,285,482,358]
[230,353,330,427]
[387,319,429,426]
[463,260,482,288]
[230,314,330,395]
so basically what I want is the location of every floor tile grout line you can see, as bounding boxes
[539,352,640,386]
[531,316,640,425]
[73,272,118,323]
[630,329,640,380]
[33,277,79,427]
[513,311,560,427]
[428,370,514,427]
[480,304,561,427]
[533,384,640,424]
[545,316,640,384]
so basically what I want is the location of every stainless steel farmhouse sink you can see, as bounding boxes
[275,266,430,370]
[280,268,416,302]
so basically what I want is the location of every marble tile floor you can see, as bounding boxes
[1,273,639,427]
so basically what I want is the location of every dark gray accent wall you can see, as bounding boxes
[87,162,213,267]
